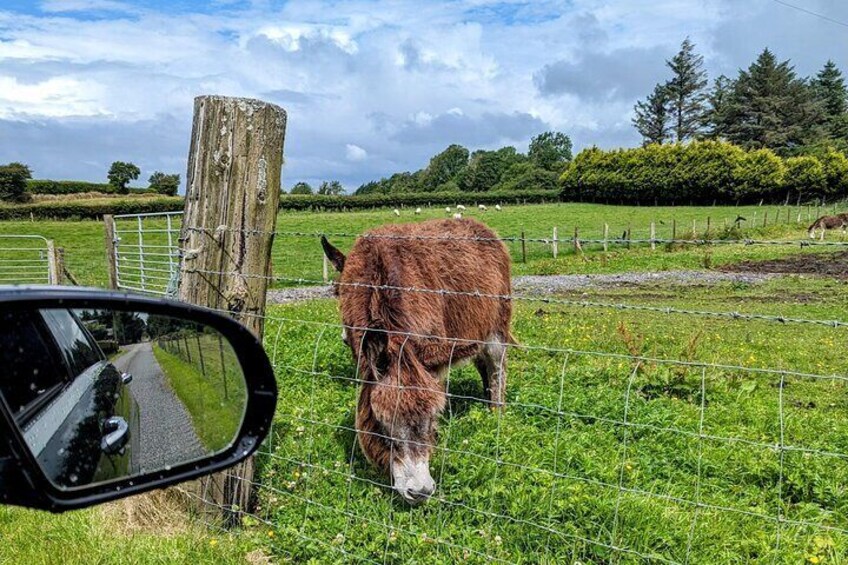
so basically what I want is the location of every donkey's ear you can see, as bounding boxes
[321,236,346,272]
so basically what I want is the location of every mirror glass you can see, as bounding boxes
[0,307,247,490]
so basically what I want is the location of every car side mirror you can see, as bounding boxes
[0,288,277,513]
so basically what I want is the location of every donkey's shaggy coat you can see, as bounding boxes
[321,218,513,503]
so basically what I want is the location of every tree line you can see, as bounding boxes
[283,131,573,196]
[633,39,848,152]
[0,160,180,202]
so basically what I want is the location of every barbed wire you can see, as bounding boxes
[184,226,848,247]
[184,269,848,330]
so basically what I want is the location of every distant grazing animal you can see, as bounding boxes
[415,207,422,215]
[495,204,502,211]
[734,215,747,227]
[456,204,466,211]
[453,212,463,219]
[393,209,401,217]
[808,213,848,240]
[478,204,487,211]
[445,207,451,214]
[320,219,514,504]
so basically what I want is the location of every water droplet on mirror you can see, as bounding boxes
[69,474,78,484]
[164,465,171,471]
[29,383,36,391]
[58,448,65,455]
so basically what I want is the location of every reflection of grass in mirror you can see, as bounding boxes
[152,336,246,453]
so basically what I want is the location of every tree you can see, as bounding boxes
[461,147,525,192]
[665,38,709,142]
[107,161,140,194]
[0,162,32,203]
[529,131,573,171]
[811,60,848,141]
[317,180,344,195]
[719,49,819,152]
[148,171,180,195]
[289,181,314,195]
[704,75,734,139]
[419,144,469,191]
[633,84,671,145]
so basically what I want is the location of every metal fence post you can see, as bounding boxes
[178,95,286,525]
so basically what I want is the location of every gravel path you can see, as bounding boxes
[112,343,207,473]
[265,270,775,304]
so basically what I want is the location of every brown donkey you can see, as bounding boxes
[808,213,848,240]
[321,218,513,504]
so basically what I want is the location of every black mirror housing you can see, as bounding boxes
[0,287,277,513]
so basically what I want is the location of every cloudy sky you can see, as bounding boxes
[1,0,847,192]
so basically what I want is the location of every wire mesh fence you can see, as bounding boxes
[116,212,848,562]
[0,234,54,284]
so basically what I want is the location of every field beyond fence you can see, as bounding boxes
[4,200,848,563]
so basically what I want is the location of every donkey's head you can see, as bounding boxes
[356,333,445,504]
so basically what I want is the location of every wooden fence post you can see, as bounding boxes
[55,247,66,285]
[763,211,768,227]
[46,240,59,285]
[552,227,558,259]
[706,217,711,239]
[672,219,677,241]
[322,253,329,283]
[603,223,609,252]
[104,215,119,290]
[650,222,656,250]
[692,219,697,240]
[573,226,580,254]
[178,96,287,525]
[520,231,527,263]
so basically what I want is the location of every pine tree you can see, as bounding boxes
[720,48,819,151]
[811,60,848,141]
[665,38,708,142]
[633,84,671,145]
[704,75,733,139]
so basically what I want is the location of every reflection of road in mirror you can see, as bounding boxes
[111,343,207,473]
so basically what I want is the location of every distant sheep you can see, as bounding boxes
[495,204,502,211]
[393,209,400,217]
[456,204,466,211]
[478,204,487,211]
[445,207,452,214]
[453,212,463,219]
[415,207,422,215]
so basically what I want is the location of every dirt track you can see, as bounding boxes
[266,270,776,305]
[719,250,848,278]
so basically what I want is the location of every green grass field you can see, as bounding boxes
[249,277,848,564]
[1,201,844,288]
[2,201,848,563]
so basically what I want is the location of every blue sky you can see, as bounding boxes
[1,0,847,191]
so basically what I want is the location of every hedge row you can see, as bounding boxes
[560,141,848,205]
[278,189,559,211]
[0,197,184,220]
[27,179,158,195]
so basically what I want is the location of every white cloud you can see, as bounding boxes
[0,0,846,188]
[0,76,108,119]
[345,143,367,161]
